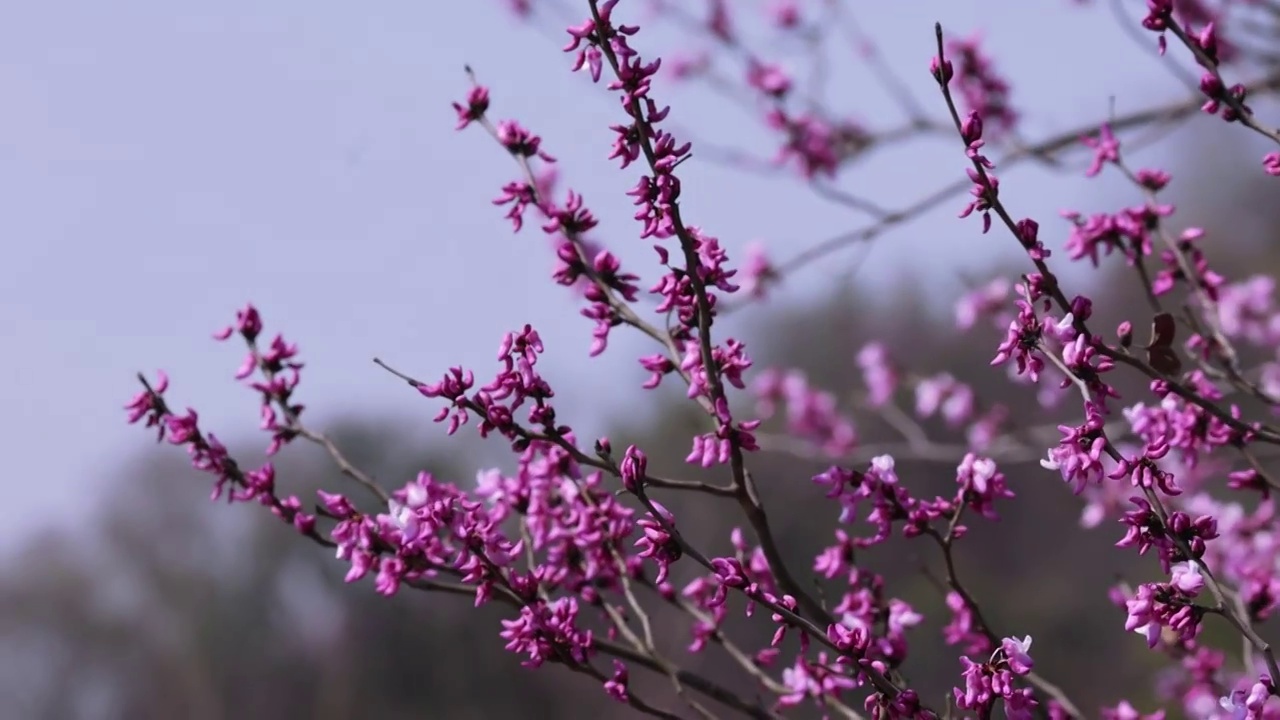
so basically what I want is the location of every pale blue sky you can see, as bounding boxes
[1,1,1196,543]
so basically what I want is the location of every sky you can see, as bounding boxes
[0,0,1206,546]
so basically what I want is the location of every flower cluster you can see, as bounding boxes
[124,1,1280,718]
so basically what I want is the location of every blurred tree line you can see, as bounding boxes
[5,128,1280,719]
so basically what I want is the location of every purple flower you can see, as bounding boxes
[1083,123,1121,177]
